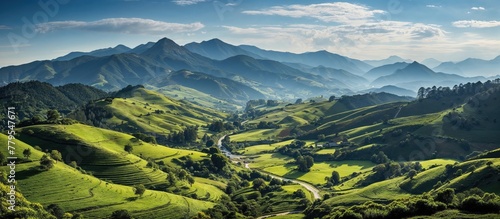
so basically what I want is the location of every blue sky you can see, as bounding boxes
[0,0,499,67]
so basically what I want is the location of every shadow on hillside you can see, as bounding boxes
[16,166,44,180]
[125,196,139,201]
[283,169,307,179]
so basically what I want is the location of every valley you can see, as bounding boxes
[0,34,499,219]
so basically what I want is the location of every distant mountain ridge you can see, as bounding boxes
[371,61,485,90]
[184,38,262,60]
[363,55,412,67]
[54,44,132,61]
[238,45,372,75]
[433,56,500,77]
[150,70,265,101]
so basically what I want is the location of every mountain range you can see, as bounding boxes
[1,37,498,105]
[433,56,500,77]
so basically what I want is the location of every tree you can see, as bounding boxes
[206,139,215,147]
[252,178,266,190]
[408,169,417,179]
[40,154,55,170]
[211,153,228,170]
[46,203,65,219]
[293,189,306,198]
[305,156,314,169]
[435,188,456,205]
[47,109,60,122]
[295,98,303,104]
[134,184,146,197]
[187,175,195,186]
[23,148,32,159]
[330,171,341,185]
[317,134,325,141]
[69,161,78,169]
[124,144,133,153]
[0,151,6,166]
[50,150,62,163]
[110,209,133,219]
[328,95,336,102]
[486,161,493,167]
[167,173,177,186]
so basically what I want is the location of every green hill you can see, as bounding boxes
[0,133,214,219]
[0,81,107,120]
[69,85,227,138]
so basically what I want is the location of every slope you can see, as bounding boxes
[184,38,262,60]
[0,133,214,219]
[150,69,265,102]
[0,81,108,120]
[69,85,227,136]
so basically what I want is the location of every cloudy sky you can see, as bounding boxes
[0,0,499,67]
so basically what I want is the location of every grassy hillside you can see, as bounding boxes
[0,133,214,219]
[16,124,226,203]
[149,84,242,112]
[70,86,227,136]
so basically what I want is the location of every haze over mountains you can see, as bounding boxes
[1,37,498,103]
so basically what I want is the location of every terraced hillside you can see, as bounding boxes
[16,124,226,202]
[0,133,214,219]
[70,85,227,136]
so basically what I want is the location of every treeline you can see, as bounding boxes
[304,187,500,219]
[165,126,198,144]
[417,79,500,100]
[0,81,108,121]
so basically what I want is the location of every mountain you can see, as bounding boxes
[0,81,108,119]
[54,44,131,61]
[371,61,483,90]
[363,62,410,81]
[0,53,167,90]
[215,55,331,98]
[239,45,372,74]
[140,37,219,74]
[360,85,416,97]
[305,66,369,89]
[150,70,265,102]
[363,55,412,67]
[421,58,442,68]
[184,38,262,60]
[128,41,155,54]
[433,56,500,77]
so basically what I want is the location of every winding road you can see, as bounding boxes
[217,135,321,200]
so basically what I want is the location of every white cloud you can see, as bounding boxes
[242,2,385,25]
[426,5,441,8]
[35,18,204,34]
[172,0,207,6]
[223,21,446,57]
[471,7,485,11]
[453,20,500,28]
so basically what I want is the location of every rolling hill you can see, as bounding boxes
[150,70,265,103]
[0,133,215,219]
[70,85,226,136]
[0,81,108,120]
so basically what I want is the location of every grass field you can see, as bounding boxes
[248,153,375,185]
[315,148,336,155]
[230,129,284,142]
[237,139,296,155]
[0,134,214,219]
[17,124,226,201]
